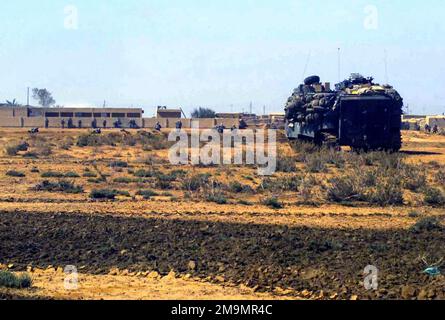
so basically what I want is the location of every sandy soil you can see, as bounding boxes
[0,129,444,300]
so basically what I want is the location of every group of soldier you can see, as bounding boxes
[40,117,249,133]
[424,124,441,134]
[43,118,139,130]
[153,119,248,133]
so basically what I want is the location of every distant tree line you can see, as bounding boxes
[191,107,216,118]
[3,88,56,108]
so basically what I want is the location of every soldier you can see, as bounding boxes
[61,119,66,129]
[68,118,73,129]
[155,122,162,131]
[176,120,183,131]
[45,118,49,129]
[129,119,138,129]
[217,123,225,134]
[425,124,431,133]
[103,120,107,128]
[92,118,97,129]
[239,119,248,130]
[433,125,439,134]
[78,120,82,129]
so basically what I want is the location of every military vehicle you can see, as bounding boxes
[284,73,403,151]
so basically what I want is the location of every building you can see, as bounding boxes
[216,112,242,119]
[156,106,183,119]
[0,106,143,128]
[426,116,445,130]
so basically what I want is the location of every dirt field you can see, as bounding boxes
[0,128,444,300]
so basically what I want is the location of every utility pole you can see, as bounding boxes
[103,100,106,108]
[249,101,253,115]
[27,87,30,106]
[263,105,266,116]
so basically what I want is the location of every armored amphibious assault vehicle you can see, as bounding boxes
[285,74,403,151]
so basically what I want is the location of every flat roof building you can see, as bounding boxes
[156,106,183,118]
[0,106,144,128]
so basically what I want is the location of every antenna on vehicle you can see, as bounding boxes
[301,51,311,82]
[337,48,341,82]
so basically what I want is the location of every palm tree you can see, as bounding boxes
[5,99,20,106]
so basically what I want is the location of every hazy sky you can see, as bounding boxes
[1,0,444,116]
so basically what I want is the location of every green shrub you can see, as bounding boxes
[0,271,32,289]
[238,199,253,206]
[206,193,228,204]
[134,169,157,178]
[5,141,30,156]
[22,151,39,158]
[88,178,105,184]
[110,161,128,168]
[276,154,296,172]
[41,171,65,178]
[368,181,404,206]
[6,170,26,177]
[83,171,98,178]
[35,180,84,194]
[402,166,426,192]
[410,217,442,233]
[182,173,211,191]
[424,188,445,206]
[65,172,80,178]
[139,133,172,150]
[263,197,284,209]
[327,176,362,203]
[436,170,445,185]
[77,134,102,147]
[228,181,253,193]
[37,145,52,156]
[260,176,301,193]
[304,154,327,173]
[113,177,136,184]
[90,189,130,200]
[408,210,421,218]
[136,189,159,199]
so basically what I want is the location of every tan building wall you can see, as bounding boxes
[0,109,13,118]
[23,117,45,128]
[0,117,21,127]
[143,118,168,129]
[216,119,238,128]
[427,116,445,129]
[143,118,220,129]
[194,118,216,128]
[0,107,143,128]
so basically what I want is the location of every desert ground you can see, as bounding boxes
[0,128,444,300]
